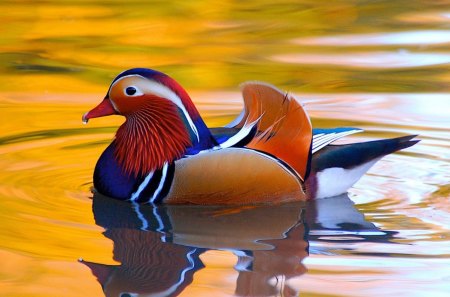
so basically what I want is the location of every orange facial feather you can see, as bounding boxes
[114,95,191,177]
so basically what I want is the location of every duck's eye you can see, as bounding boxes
[125,86,142,96]
[126,87,136,95]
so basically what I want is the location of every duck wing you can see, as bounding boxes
[234,82,312,181]
[165,147,306,205]
[312,127,363,153]
[212,127,363,154]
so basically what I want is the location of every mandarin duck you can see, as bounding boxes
[83,68,418,204]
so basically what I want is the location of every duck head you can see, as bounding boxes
[83,68,215,177]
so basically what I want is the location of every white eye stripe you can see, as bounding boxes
[110,75,200,142]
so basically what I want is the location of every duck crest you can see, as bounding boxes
[111,68,200,118]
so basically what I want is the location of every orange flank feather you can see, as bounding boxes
[238,82,312,180]
[165,148,306,204]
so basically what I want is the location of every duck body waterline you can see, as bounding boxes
[84,68,418,204]
[94,143,305,204]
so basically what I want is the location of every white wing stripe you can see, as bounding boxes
[312,133,338,150]
[219,119,258,149]
[312,133,325,139]
[312,130,362,154]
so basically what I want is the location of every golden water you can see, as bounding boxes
[0,1,449,296]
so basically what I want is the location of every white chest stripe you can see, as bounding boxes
[130,171,155,202]
[150,163,169,204]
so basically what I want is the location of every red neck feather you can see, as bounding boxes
[114,98,191,177]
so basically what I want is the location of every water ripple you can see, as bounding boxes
[292,30,450,46]
[273,51,450,68]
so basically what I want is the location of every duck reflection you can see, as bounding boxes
[234,222,307,297]
[306,194,396,244]
[82,193,307,297]
[82,193,394,297]
[82,195,206,297]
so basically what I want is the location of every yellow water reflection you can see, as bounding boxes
[0,0,449,296]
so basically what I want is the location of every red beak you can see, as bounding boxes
[82,98,117,124]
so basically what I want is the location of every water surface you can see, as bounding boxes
[0,1,449,296]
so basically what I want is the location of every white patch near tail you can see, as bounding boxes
[315,158,380,199]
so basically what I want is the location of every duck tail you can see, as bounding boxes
[307,135,419,199]
[388,134,420,151]
[313,134,419,173]
[239,82,312,181]
[347,134,419,162]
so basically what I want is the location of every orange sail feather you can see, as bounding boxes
[239,82,312,181]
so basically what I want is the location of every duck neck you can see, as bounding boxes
[113,100,216,177]
[114,103,192,177]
